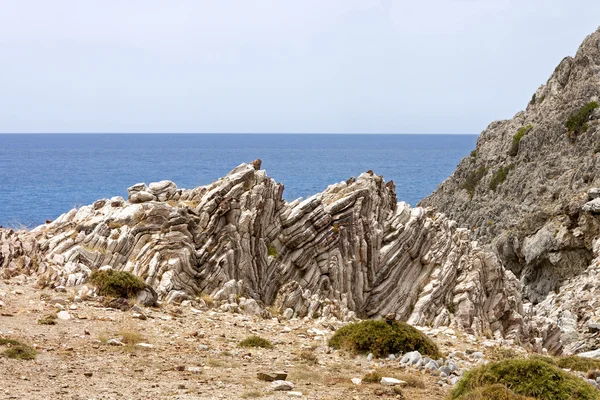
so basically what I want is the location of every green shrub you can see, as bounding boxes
[470,150,477,158]
[458,384,535,400]
[89,269,145,298]
[267,244,278,258]
[594,142,600,154]
[530,93,536,106]
[489,164,515,191]
[509,125,533,157]
[556,356,600,373]
[239,335,273,349]
[450,359,600,400]
[566,101,599,134]
[462,166,489,197]
[0,338,37,360]
[328,320,440,358]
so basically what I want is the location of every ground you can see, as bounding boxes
[0,276,490,400]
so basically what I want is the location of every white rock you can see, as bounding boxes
[57,311,71,320]
[287,392,303,398]
[271,380,294,391]
[380,377,405,386]
[351,378,362,385]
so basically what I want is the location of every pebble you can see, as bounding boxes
[107,338,124,346]
[380,377,405,386]
[351,377,362,385]
[257,371,288,381]
[57,311,71,320]
[271,380,294,391]
[187,366,202,374]
[287,392,303,398]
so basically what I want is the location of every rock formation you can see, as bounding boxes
[421,27,600,352]
[0,162,527,343]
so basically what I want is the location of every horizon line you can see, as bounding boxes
[0,132,479,135]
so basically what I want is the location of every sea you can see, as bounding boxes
[0,134,477,228]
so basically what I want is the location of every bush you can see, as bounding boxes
[89,269,146,298]
[239,335,273,349]
[566,102,599,134]
[556,356,600,373]
[459,384,535,400]
[470,150,477,158]
[489,164,514,191]
[509,125,533,157]
[450,359,600,400]
[462,166,489,197]
[328,320,440,358]
[0,338,37,360]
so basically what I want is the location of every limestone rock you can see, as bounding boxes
[3,162,529,341]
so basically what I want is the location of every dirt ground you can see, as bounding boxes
[0,276,472,400]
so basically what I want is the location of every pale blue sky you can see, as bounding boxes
[1,1,599,134]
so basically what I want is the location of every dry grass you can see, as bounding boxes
[240,390,264,398]
[119,329,145,345]
[299,349,319,365]
[38,313,58,325]
[200,294,214,308]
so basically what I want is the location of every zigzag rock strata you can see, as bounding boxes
[0,161,530,344]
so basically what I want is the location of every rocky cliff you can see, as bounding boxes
[421,27,600,352]
[0,161,528,343]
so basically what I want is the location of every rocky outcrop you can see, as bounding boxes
[421,28,600,304]
[420,27,600,352]
[0,228,44,279]
[0,161,527,342]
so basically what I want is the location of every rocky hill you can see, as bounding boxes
[421,27,600,352]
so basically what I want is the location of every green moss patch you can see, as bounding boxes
[458,384,535,400]
[239,335,273,349]
[556,356,600,373]
[451,359,600,400]
[509,125,533,157]
[89,269,145,298]
[328,320,440,358]
[267,244,278,258]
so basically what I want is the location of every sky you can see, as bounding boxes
[1,1,599,134]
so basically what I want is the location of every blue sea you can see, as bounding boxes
[0,134,477,228]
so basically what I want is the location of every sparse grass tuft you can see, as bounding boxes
[119,329,145,345]
[0,338,37,360]
[509,125,533,157]
[457,384,535,400]
[239,335,273,349]
[462,166,488,197]
[362,371,382,383]
[89,269,145,298]
[240,390,264,398]
[566,101,599,135]
[489,164,514,191]
[267,244,278,259]
[486,346,520,361]
[450,358,599,400]
[299,349,318,365]
[200,293,214,308]
[328,320,440,359]
[38,313,58,325]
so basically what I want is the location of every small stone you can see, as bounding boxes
[351,377,362,385]
[367,353,374,361]
[271,380,294,391]
[198,344,209,351]
[283,308,294,320]
[187,366,202,374]
[55,286,67,293]
[132,312,147,320]
[380,377,406,386]
[472,352,484,360]
[83,372,93,377]
[175,365,185,371]
[57,311,71,320]
[107,338,124,346]
[287,392,303,398]
[258,371,288,381]
[177,384,186,389]
[136,343,153,348]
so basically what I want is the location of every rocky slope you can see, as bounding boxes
[421,27,600,350]
[0,160,528,344]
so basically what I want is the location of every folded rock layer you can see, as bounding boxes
[1,162,527,342]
